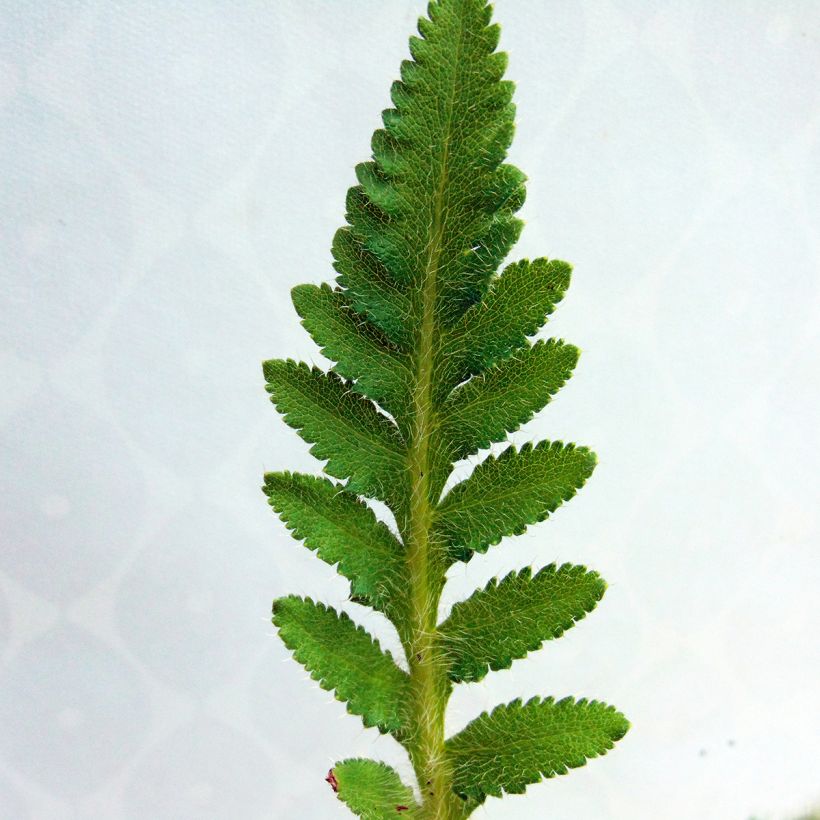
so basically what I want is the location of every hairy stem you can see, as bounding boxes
[396,8,471,815]
[404,261,456,816]
[402,82,466,820]
[404,279,462,818]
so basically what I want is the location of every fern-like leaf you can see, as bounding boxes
[446,696,630,803]
[262,1,628,815]
[438,564,606,683]
[331,759,421,819]
[272,596,409,736]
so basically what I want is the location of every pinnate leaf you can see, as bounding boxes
[433,441,597,562]
[273,596,409,735]
[439,564,606,683]
[331,759,420,819]
[263,472,406,618]
[263,359,406,503]
[263,1,629,811]
[446,696,629,802]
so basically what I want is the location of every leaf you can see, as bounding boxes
[433,441,597,562]
[263,472,406,618]
[437,257,573,395]
[438,564,606,683]
[337,0,526,329]
[291,283,412,419]
[438,339,579,460]
[263,359,406,503]
[446,696,629,802]
[331,759,421,819]
[332,227,414,350]
[263,1,629,812]
[272,596,409,735]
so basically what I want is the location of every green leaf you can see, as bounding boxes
[433,441,597,562]
[273,596,409,735]
[337,0,526,328]
[437,257,572,394]
[291,283,412,419]
[439,564,606,683]
[446,696,629,802]
[332,227,414,349]
[331,759,421,819]
[263,472,406,618]
[263,1,629,811]
[263,359,406,503]
[438,339,579,460]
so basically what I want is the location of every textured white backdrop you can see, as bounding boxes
[1,1,819,818]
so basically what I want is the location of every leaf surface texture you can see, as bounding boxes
[434,441,597,562]
[263,359,405,503]
[332,759,421,819]
[439,339,579,460]
[291,283,412,419]
[446,696,629,802]
[263,472,406,618]
[273,596,409,735]
[439,564,606,682]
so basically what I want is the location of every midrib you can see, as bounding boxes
[404,14,468,819]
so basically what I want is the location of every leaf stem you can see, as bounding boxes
[404,272,462,817]
[402,43,466,813]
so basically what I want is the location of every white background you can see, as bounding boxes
[1,1,819,818]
